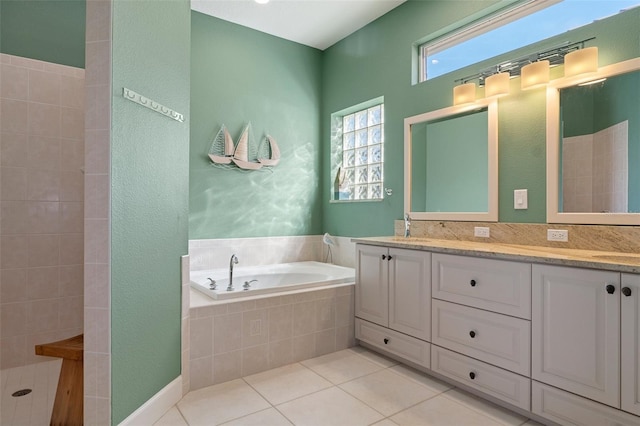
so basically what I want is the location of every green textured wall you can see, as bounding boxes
[110,0,190,423]
[190,12,323,239]
[321,1,640,236]
[0,0,85,68]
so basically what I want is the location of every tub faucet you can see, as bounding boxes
[404,213,411,238]
[227,254,239,291]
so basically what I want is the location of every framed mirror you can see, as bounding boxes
[404,99,498,221]
[546,57,640,225]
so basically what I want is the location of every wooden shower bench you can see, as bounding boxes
[35,334,83,426]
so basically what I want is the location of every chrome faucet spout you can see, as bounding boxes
[227,254,239,291]
[404,213,411,238]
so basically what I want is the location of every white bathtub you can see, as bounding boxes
[190,261,355,300]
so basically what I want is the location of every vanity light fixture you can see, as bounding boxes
[564,46,598,77]
[255,0,270,4]
[521,60,550,90]
[453,82,476,106]
[484,72,510,98]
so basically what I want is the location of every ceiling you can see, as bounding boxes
[191,0,407,51]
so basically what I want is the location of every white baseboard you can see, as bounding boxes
[118,376,182,426]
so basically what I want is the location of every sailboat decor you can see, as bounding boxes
[257,135,281,166]
[208,123,280,170]
[208,124,235,164]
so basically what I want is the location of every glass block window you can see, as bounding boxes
[331,101,384,201]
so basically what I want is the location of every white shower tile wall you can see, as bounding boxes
[188,284,355,390]
[189,235,357,271]
[0,53,85,370]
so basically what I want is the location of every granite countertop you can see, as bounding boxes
[352,236,640,274]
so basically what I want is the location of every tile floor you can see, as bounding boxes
[1,359,61,426]
[156,347,543,426]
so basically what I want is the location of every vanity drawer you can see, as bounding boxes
[432,345,530,411]
[532,381,640,426]
[355,318,430,368]
[432,253,531,319]
[432,299,530,375]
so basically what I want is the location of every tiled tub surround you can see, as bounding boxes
[0,53,85,370]
[189,284,355,390]
[398,220,640,254]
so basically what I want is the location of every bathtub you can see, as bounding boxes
[190,261,355,300]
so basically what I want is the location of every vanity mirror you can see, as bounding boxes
[404,98,498,221]
[547,57,640,224]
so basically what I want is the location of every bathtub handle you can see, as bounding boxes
[207,278,217,290]
[243,279,258,290]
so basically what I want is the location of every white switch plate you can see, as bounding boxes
[474,227,490,238]
[547,229,569,242]
[514,189,528,209]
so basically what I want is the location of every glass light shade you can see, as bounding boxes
[484,72,510,98]
[521,60,550,90]
[564,46,598,77]
[453,82,476,105]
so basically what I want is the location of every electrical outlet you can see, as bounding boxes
[250,319,262,336]
[547,229,568,242]
[474,227,490,238]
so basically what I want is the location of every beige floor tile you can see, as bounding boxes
[390,393,504,426]
[388,364,453,394]
[300,348,385,384]
[154,406,188,426]
[177,379,270,426]
[244,363,332,405]
[339,369,440,416]
[441,389,528,425]
[276,387,384,426]
[352,345,399,367]
[372,419,400,426]
[220,408,293,426]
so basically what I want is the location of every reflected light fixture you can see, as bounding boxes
[564,46,598,77]
[484,72,510,98]
[255,0,269,3]
[521,60,550,90]
[453,82,476,105]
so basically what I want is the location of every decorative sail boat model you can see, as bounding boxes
[231,123,263,170]
[257,135,281,166]
[208,125,235,164]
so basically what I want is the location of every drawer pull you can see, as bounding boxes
[382,254,386,260]
[470,279,477,287]
[622,287,632,297]
[606,284,615,294]
[388,255,392,260]
[469,372,476,380]
[383,338,389,344]
[469,330,476,338]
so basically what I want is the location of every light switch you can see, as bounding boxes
[514,189,528,209]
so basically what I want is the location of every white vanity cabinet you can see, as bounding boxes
[532,264,620,408]
[622,274,640,416]
[355,244,431,367]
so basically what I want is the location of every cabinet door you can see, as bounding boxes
[389,248,430,340]
[622,273,640,416]
[355,245,389,327]
[532,264,620,407]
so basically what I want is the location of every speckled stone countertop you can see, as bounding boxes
[352,237,640,274]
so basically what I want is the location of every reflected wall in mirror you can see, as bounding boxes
[404,99,498,221]
[547,57,640,224]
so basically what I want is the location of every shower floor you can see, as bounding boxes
[1,359,61,426]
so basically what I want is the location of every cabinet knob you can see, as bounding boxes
[622,287,632,297]
[469,372,476,380]
[470,279,477,287]
[382,254,386,260]
[383,338,389,345]
[606,284,616,294]
[469,330,476,338]
[388,255,392,260]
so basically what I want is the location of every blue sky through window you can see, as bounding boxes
[426,0,640,80]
